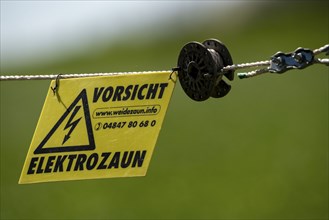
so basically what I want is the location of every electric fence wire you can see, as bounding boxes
[0,71,173,81]
[0,44,328,81]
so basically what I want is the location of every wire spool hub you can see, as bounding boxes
[177,39,234,101]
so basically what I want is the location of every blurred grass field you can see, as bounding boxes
[1,1,328,219]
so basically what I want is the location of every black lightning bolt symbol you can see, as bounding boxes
[62,105,82,145]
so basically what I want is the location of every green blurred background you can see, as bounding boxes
[1,1,328,219]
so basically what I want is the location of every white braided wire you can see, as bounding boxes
[0,70,172,81]
[222,60,270,72]
[0,45,327,81]
[313,44,329,55]
[314,58,329,64]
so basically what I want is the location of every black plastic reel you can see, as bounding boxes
[177,39,234,101]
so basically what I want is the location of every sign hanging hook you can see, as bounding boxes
[51,74,63,96]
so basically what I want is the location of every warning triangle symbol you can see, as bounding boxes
[34,89,95,154]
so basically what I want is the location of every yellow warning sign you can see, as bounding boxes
[19,71,176,184]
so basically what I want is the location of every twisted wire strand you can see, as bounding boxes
[313,44,329,55]
[237,68,269,79]
[314,58,329,65]
[221,60,270,72]
[1,45,328,81]
[0,71,172,81]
